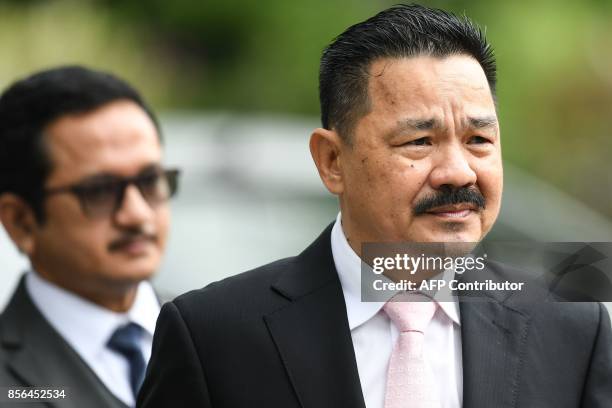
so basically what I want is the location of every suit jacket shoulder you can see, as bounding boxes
[172,223,341,332]
[139,224,366,408]
[175,255,295,316]
[0,275,129,408]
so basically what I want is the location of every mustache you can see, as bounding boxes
[108,229,157,251]
[413,186,486,215]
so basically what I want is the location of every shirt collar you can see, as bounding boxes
[331,212,460,330]
[26,271,160,360]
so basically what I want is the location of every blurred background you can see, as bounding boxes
[1,0,611,310]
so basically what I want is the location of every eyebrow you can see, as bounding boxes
[389,115,498,138]
[79,164,162,184]
[398,118,442,131]
[467,116,498,130]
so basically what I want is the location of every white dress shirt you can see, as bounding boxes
[331,213,463,408]
[26,271,160,407]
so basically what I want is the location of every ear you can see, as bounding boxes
[309,128,345,195]
[0,193,38,255]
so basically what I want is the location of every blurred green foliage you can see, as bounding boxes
[100,0,392,113]
[0,0,610,217]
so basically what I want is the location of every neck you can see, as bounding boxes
[338,212,363,258]
[32,268,139,313]
[338,211,445,285]
[84,287,139,313]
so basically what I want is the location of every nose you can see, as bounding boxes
[113,184,153,226]
[428,143,477,190]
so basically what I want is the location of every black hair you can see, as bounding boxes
[319,3,496,143]
[0,65,160,222]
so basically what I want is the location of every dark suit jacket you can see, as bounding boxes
[0,276,130,408]
[138,225,612,407]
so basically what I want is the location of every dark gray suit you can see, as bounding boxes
[138,224,612,407]
[0,276,129,408]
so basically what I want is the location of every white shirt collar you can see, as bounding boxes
[331,212,460,330]
[26,270,160,362]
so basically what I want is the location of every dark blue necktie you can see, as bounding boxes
[107,322,146,398]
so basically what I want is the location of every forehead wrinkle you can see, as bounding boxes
[446,96,497,133]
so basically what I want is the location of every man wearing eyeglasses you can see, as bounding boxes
[0,66,179,407]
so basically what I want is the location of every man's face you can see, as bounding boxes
[30,100,170,298]
[339,55,502,249]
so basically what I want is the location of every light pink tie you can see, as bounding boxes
[383,293,440,408]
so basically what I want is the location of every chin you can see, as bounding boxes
[111,259,158,283]
[417,227,482,243]
[441,233,480,243]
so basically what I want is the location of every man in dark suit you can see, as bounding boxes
[138,4,611,408]
[0,66,179,407]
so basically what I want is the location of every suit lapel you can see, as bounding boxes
[264,225,366,408]
[262,226,535,408]
[459,267,531,408]
[1,276,129,408]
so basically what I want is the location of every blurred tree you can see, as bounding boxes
[98,0,393,113]
[0,0,610,216]
[0,0,177,112]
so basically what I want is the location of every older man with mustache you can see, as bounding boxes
[139,4,611,408]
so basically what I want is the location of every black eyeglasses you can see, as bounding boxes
[44,168,180,218]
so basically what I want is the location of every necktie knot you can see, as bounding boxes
[108,322,143,355]
[383,292,437,333]
[107,322,146,398]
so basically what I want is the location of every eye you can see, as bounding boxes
[138,172,159,190]
[405,137,432,146]
[136,171,169,201]
[77,181,119,204]
[468,135,491,144]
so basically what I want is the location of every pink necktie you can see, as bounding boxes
[383,293,440,408]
